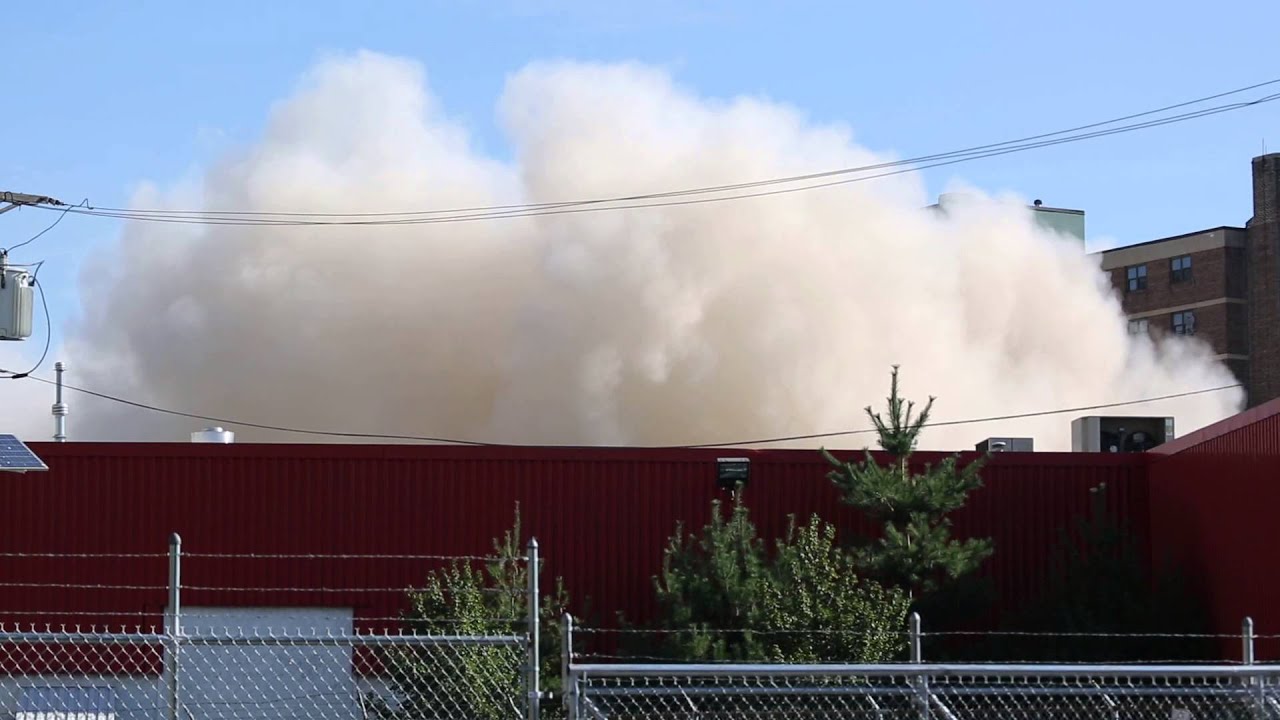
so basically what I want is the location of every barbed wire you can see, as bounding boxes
[0,617,1249,637]
[0,581,167,591]
[0,550,524,561]
[577,627,910,637]
[182,551,521,561]
[0,624,168,635]
[0,551,168,558]
[0,580,527,596]
[0,624,525,638]
[0,610,156,617]
[575,627,1276,639]
[931,630,1263,639]
[0,610,525,625]
[180,584,524,594]
[569,651,1250,665]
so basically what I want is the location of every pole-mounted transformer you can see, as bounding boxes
[0,254,34,341]
[0,191,66,341]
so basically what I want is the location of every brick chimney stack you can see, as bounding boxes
[1246,153,1280,406]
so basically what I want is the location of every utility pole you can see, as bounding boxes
[0,192,64,215]
[2,190,67,264]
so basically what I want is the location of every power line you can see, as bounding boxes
[50,92,1280,228]
[47,95,1280,222]
[17,375,1240,448]
[0,197,84,380]
[2,199,85,254]
[683,384,1242,448]
[0,204,84,381]
[60,75,1280,221]
[19,375,491,446]
[52,77,1280,224]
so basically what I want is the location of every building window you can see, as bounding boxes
[1171,255,1193,283]
[17,686,116,720]
[1127,318,1149,335]
[1126,264,1147,292]
[1172,310,1196,336]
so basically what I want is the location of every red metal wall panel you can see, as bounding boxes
[1176,411,1280,456]
[1151,396,1280,457]
[1147,397,1280,660]
[3,443,1147,638]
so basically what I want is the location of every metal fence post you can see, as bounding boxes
[562,613,577,720]
[166,533,183,720]
[909,613,930,720]
[909,612,923,663]
[1241,616,1265,716]
[527,538,540,720]
[1244,617,1255,665]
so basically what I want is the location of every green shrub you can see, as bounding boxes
[651,495,910,663]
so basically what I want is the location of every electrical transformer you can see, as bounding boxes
[0,267,33,341]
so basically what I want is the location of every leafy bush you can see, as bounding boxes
[651,495,910,663]
[373,508,569,720]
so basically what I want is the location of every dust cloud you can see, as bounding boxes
[55,52,1241,449]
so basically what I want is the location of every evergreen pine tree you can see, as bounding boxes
[821,366,993,598]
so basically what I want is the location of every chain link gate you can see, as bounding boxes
[0,534,543,720]
[0,627,531,720]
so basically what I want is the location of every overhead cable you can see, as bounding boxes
[17,375,1241,448]
[32,80,1280,227]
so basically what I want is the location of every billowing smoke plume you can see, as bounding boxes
[60,51,1241,449]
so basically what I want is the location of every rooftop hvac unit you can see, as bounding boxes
[1071,416,1174,453]
[0,266,34,341]
[975,437,1034,453]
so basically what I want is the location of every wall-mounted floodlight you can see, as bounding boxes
[716,457,750,491]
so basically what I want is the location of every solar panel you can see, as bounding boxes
[0,434,47,472]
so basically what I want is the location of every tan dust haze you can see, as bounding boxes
[53,52,1242,449]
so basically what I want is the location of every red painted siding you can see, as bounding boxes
[1151,396,1280,457]
[1147,397,1280,660]
[4,444,1147,637]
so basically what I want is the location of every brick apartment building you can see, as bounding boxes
[1098,153,1280,408]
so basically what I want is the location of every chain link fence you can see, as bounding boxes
[7,536,1280,720]
[564,663,1280,719]
[0,628,529,720]
[0,536,542,720]
[561,616,1280,719]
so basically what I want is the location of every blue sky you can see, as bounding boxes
[3,0,1278,372]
